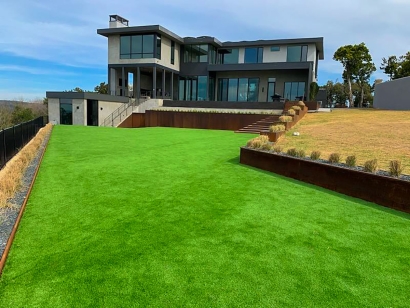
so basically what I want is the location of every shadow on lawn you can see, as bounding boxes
[227,155,410,220]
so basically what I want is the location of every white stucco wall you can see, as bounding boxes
[48,98,60,124]
[98,100,128,126]
[72,99,86,125]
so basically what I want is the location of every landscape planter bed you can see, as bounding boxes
[145,110,272,131]
[260,131,285,142]
[240,147,410,214]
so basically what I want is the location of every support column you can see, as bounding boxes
[152,67,157,99]
[171,72,174,100]
[307,63,313,101]
[121,66,125,97]
[108,68,111,95]
[136,67,141,99]
[162,69,166,99]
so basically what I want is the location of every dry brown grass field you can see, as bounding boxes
[277,109,410,172]
[0,123,52,208]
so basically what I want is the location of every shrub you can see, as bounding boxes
[260,143,273,151]
[247,136,269,149]
[310,150,321,160]
[328,153,341,163]
[287,148,298,157]
[345,155,357,167]
[389,160,404,177]
[269,124,286,132]
[287,109,296,116]
[295,149,306,158]
[364,159,378,173]
[273,146,283,153]
[298,101,306,107]
[279,115,293,122]
[291,105,301,111]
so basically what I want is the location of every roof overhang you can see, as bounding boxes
[97,25,184,44]
[46,92,129,103]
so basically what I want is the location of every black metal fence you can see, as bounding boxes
[0,116,48,169]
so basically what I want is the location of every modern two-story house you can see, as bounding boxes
[97,15,324,104]
[47,15,324,126]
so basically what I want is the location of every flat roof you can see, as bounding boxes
[46,92,129,103]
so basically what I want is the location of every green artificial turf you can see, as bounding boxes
[0,126,409,307]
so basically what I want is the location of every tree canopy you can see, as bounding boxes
[380,52,410,80]
[333,43,375,107]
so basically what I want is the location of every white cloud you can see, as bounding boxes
[0,65,78,76]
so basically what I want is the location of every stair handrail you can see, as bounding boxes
[101,100,135,127]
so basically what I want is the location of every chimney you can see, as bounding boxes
[109,15,129,28]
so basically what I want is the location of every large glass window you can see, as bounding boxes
[120,34,157,59]
[244,47,263,63]
[238,78,248,102]
[209,76,215,100]
[228,79,238,101]
[287,45,308,62]
[179,76,208,101]
[248,78,259,102]
[60,99,72,125]
[183,44,209,63]
[209,46,217,64]
[171,41,175,64]
[217,49,239,64]
[267,78,276,101]
[284,82,306,100]
[217,78,259,102]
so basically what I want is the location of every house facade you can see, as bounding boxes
[98,15,324,104]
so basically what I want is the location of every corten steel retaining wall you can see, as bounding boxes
[118,113,145,128]
[284,101,319,111]
[144,111,272,131]
[0,116,48,169]
[163,100,285,110]
[240,147,410,214]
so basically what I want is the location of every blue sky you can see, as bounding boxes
[1,0,410,101]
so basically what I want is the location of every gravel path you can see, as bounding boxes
[0,132,50,260]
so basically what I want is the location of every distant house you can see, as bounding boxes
[374,77,410,110]
[47,15,325,126]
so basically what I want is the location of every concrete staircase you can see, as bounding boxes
[235,115,281,134]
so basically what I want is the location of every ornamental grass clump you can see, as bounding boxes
[310,150,321,160]
[287,109,296,116]
[291,105,301,111]
[389,160,404,177]
[269,124,286,132]
[260,142,273,151]
[246,135,269,149]
[279,115,293,123]
[295,149,306,158]
[345,155,357,167]
[273,145,283,153]
[287,148,298,157]
[364,159,378,173]
[328,153,341,163]
[297,101,305,107]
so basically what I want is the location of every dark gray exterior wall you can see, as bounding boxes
[374,77,410,110]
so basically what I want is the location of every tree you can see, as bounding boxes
[380,56,399,80]
[333,43,375,107]
[0,105,13,130]
[309,82,319,101]
[380,52,410,80]
[64,87,85,92]
[94,82,108,94]
[11,105,34,124]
